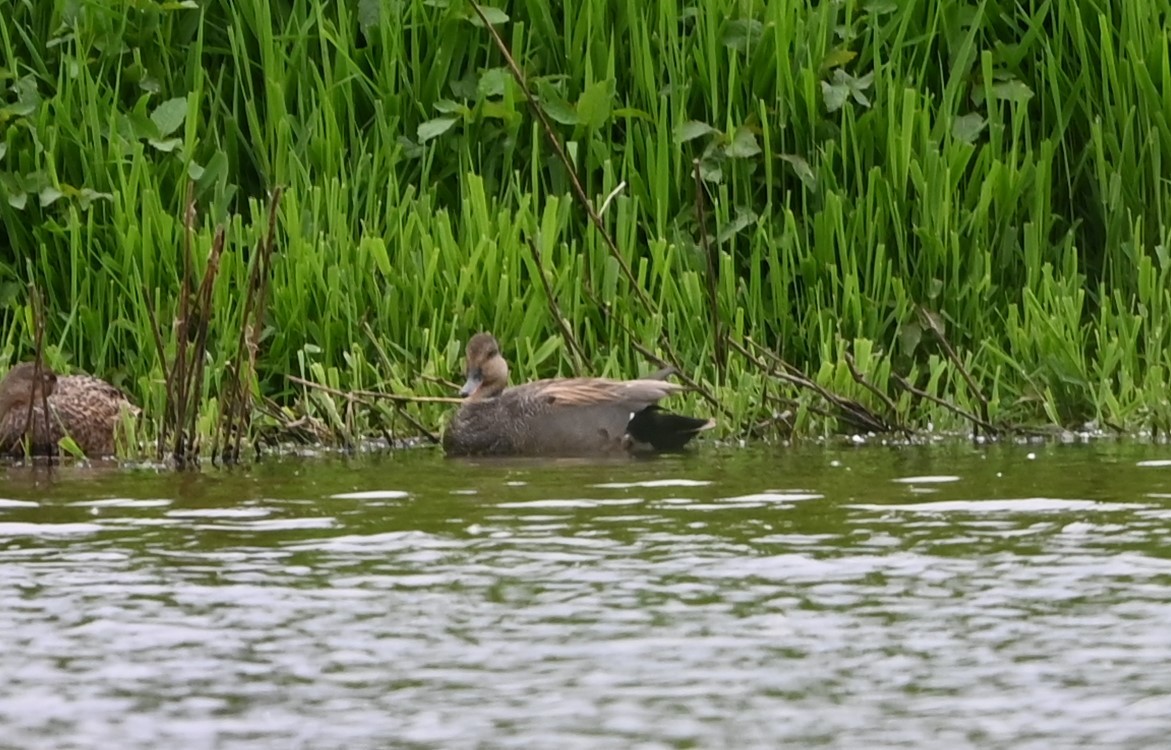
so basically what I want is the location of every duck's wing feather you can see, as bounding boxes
[518,377,684,409]
[53,375,140,419]
[50,375,139,455]
[54,375,135,403]
[494,378,688,455]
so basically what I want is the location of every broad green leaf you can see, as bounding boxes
[77,188,113,209]
[466,6,508,26]
[358,0,381,31]
[20,170,50,193]
[417,116,458,142]
[821,80,849,112]
[918,305,946,336]
[480,100,516,122]
[821,48,856,70]
[0,281,20,306]
[150,96,187,136]
[721,19,763,51]
[820,69,875,111]
[397,135,424,158]
[3,76,40,117]
[148,137,182,152]
[726,126,761,159]
[779,153,817,191]
[534,78,576,123]
[433,99,466,114]
[450,71,478,100]
[866,0,899,14]
[898,321,923,357]
[952,113,986,143]
[139,74,161,94]
[47,31,74,49]
[698,159,723,184]
[477,67,509,98]
[0,143,6,162]
[2,100,36,118]
[849,71,874,107]
[39,186,63,207]
[716,208,758,244]
[129,109,159,139]
[675,120,716,143]
[541,95,577,125]
[575,80,612,130]
[990,79,1034,103]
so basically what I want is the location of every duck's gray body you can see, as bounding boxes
[442,376,712,457]
[442,333,715,458]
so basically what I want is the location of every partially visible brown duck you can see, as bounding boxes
[0,361,140,458]
[442,333,715,457]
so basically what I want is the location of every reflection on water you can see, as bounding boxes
[4,441,1171,749]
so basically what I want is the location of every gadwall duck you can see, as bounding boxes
[442,333,715,457]
[0,361,140,457]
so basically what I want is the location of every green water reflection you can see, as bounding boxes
[3,440,1171,749]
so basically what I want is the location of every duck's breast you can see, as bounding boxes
[443,399,520,456]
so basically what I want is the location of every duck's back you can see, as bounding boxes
[0,375,136,457]
[54,375,138,454]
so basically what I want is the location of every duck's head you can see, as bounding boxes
[459,332,509,400]
[0,362,57,407]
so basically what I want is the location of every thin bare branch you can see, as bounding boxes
[844,352,910,437]
[286,375,446,443]
[891,372,999,435]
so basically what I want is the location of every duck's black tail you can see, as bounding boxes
[627,406,716,451]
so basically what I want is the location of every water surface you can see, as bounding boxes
[3,441,1171,749]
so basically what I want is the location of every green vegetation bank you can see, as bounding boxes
[2,0,1171,456]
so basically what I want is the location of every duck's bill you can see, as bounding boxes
[458,374,482,397]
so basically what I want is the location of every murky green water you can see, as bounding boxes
[3,441,1171,749]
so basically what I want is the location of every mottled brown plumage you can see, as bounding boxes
[0,362,140,458]
[442,333,715,457]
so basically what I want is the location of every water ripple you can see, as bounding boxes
[2,445,1171,749]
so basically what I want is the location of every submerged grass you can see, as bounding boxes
[2,0,1171,459]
